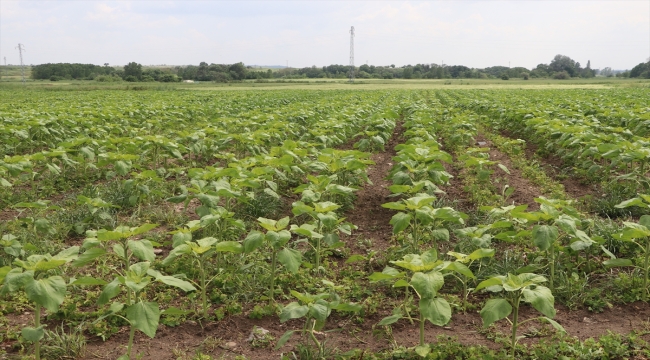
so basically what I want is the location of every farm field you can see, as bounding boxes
[2,87,650,359]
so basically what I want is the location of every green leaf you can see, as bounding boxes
[522,285,555,318]
[257,218,278,231]
[34,218,56,235]
[389,212,412,234]
[52,246,79,262]
[275,330,294,349]
[542,317,566,333]
[314,201,340,213]
[151,272,196,292]
[98,278,121,305]
[410,271,444,299]
[0,266,11,284]
[468,248,495,260]
[161,307,192,316]
[2,268,34,291]
[475,276,504,292]
[480,298,512,327]
[25,276,66,313]
[532,225,558,251]
[378,314,402,326]
[128,240,155,262]
[415,345,431,357]
[277,248,302,273]
[70,277,107,286]
[279,302,309,322]
[603,258,634,267]
[274,217,290,230]
[615,197,647,209]
[382,202,407,211]
[162,244,191,266]
[21,326,45,342]
[72,247,107,267]
[131,223,158,236]
[126,301,160,338]
[171,232,192,248]
[214,241,243,253]
[640,215,650,229]
[420,297,451,326]
[243,231,264,253]
[431,229,450,243]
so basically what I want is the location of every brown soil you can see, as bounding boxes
[503,131,599,201]
[475,134,544,210]
[63,301,650,359]
[341,122,404,254]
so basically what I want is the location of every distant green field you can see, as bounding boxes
[1,75,648,90]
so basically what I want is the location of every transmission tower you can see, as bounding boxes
[16,44,26,84]
[349,26,355,82]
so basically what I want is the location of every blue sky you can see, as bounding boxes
[1,0,648,70]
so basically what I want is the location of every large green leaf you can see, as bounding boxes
[98,278,122,305]
[410,271,444,299]
[128,240,155,262]
[243,231,264,253]
[480,298,512,327]
[389,212,412,234]
[2,268,34,291]
[532,225,558,251]
[25,276,67,313]
[420,297,451,326]
[522,285,556,318]
[279,302,309,322]
[52,246,79,262]
[22,326,45,342]
[72,247,107,267]
[126,301,160,338]
[277,248,302,273]
[214,241,243,253]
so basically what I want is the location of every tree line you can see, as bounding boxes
[29,54,649,83]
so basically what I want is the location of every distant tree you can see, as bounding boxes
[630,61,650,78]
[123,62,142,80]
[501,74,509,80]
[549,55,577,77]
[402,67,413,79]
[600,67,613,77]
[521,72,529,80]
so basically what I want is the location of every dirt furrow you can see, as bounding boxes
[342,121,405,254]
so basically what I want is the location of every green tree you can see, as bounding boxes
[549,55,577,77]
[123,62,143,80]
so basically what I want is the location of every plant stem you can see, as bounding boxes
[510,295,520,359]
[123,239,132,305]
[127,323,135,359]
[34,303,41,360]
[643,239,650,301]
[269,250,277,302]
[549,247,555,292]
[315,237,321,275]
[419,312,425,346]
[308,319,322,356]
[199,257,208,317]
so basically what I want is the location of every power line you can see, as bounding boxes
[16,44,26,85]
[349,26,355,83]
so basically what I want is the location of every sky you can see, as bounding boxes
[1,0,648,70]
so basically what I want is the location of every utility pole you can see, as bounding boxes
[349,26,355,82]
[16,44,26,84]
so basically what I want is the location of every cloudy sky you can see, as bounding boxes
[1,1,648,70]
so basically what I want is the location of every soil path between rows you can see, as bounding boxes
[476,133,544,210]
[341,121,405,255]
[500,130,599,201]
[70,301,650,359]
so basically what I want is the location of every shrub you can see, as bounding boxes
[553,71,570,79]
[501,74,509,80]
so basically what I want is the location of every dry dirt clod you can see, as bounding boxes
[224,341,237,349]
